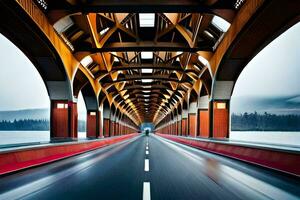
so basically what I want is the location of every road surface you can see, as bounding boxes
[0,134,299,200]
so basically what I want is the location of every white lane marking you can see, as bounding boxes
[146,150,149,155]
[0,137,140,200]
[146,146,149,150]
[143,182,151,200]
[144,159,149,172]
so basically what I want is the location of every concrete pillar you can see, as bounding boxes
[177,115,182,136]
[209,81,233,138]
[210,100,230,138]
[50,100,78,140]
[86,110,100,138]
[188,102,197,137]
[181,110,188,136]
[198,95,209,138]
[103,119,110,137]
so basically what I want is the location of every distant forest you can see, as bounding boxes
[0,119,86,132]
[231,112,300,131]
[0,112,300,132]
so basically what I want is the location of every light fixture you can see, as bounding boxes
[80,56,93,67]
[143,85,152,89]
[142,79,153,83]
[90,112,96,116]
[216,102,226,109]
[57,103,68,109]
[141,68,153,73]
[100,27,109,35]
[144,90,151,93]
[212,16,230,32]
[198,55,209,66]
[141,52,153,59]
[144,95,150,97]
[139,13,155,27]
[53,16,74,34]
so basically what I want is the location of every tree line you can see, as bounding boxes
[231,112,300,131]
[0,119,86,132]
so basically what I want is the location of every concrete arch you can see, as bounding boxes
[212,1,300,100]
[0,3,72,101]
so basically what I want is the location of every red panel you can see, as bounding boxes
[0,134,139,175]
[157,134,300,177]
[52,101,68,138]
[213,102,229,138]
[69,102,78,138]
[177,120,182,136]
[181,119,187,136]
[87,113,97,138]
[98,111,103,138]
[189,114,197,137]
[199,110,209,138]
[103,119,110,137]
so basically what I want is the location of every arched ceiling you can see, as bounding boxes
[33,0,242,125]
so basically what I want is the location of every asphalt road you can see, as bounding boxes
[0,134,300,200]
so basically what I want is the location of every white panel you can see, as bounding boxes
[198,95,209,109]
[47,81,72,100]
[182,109,188,119]
[189,102,197,114]
[212,81,234,100]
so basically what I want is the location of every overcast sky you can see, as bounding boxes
[0,22,299,112]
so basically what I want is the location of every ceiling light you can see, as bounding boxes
[144,90,151,93]
[100,27,109,35]
[80,56,93,67]
[198,55,209,66]
[212,16,230,32]
[142,79,153,83]
[143,86,152,89]
[141,52,153,59]
[53,16,74,34]
[144,95,150,97]
[141,68,153,73]
[139,13,155,27]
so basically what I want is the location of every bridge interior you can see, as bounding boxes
[0,0,300,199]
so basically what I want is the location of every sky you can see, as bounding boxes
[0,22,299,114]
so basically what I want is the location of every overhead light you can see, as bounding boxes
[142,68,153,73]
[176,51,183,55]
[145,99,150,102]
[139,13,155,27]
[216,102,226,109]
[142,79,153,83]
[100,27,109,35]
[212,16,230,32]
[144,95,150,97]
[198,55,209,66]
[53,16,74,34]
[80,56,93,67]
[144,90,151,93]
[143,85,152,88]
[141,52,153,59]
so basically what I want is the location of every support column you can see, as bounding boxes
[210,100,230,138]
[50,100,78,140]
[103,118,110,137]
[199,109,209,137]
[86,110,100,138]
[210,81,233,139]
[181,110,188,136]
[198,95,209,138]
[188,102,197,137]
[177,115,182,136]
